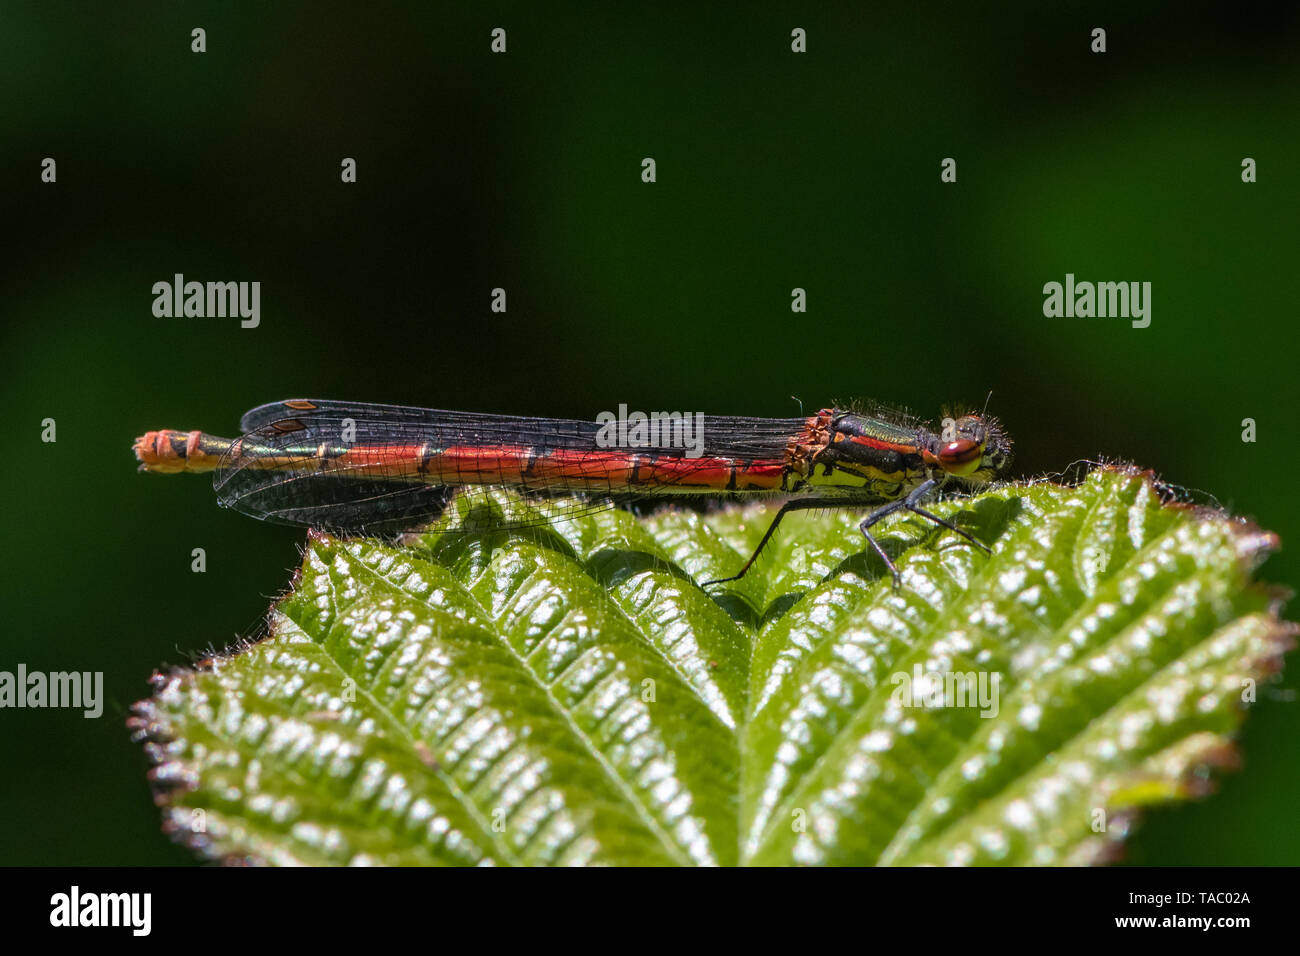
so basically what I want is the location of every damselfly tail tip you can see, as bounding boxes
[133,429,222,474]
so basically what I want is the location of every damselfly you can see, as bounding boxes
[133,399,1013,586]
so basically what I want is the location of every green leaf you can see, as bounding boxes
[130,466,1295,865]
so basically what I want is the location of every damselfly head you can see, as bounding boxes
[933,414,1012,485]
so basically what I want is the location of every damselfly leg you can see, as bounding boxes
[856,478,990,587]
[700,498,828,587]
[704,478,992,589]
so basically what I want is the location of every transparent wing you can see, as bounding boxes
[235,399,803,457]
[215,400,801,536]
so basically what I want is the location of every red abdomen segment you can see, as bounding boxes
[335,444,788,494]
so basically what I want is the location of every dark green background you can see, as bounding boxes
[3,2,1297,865]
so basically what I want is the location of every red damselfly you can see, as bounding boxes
[133,399,1012,586]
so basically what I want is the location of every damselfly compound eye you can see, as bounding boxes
[937,438,983,476]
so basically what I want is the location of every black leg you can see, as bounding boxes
[859,478,991,587]
[907,505,991,554]
[702,498,827,587]
[857,493,917,589]
[706,477,991,590]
